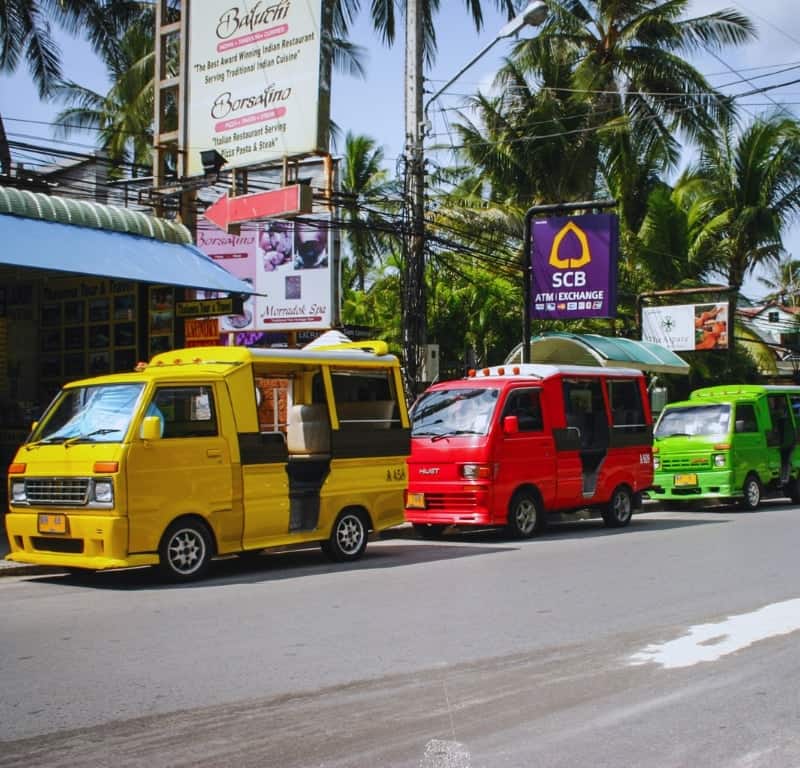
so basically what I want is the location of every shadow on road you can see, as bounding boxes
[29,537,516,591]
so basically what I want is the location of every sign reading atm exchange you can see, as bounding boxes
[176,297,242,318]
[530,213,619,320]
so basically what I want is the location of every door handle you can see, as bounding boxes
[207,449,222,458]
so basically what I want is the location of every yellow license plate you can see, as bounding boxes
[38,513,67,534]
[674,474,698,487]
[406,492,426,509]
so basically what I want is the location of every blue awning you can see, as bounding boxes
[0,213,256,294]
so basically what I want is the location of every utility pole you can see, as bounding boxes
[403,0,425,398]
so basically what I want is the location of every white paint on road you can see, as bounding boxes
[420,739,471,767]
[630,598,800,668]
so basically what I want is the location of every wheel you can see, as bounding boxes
[740,474,762,511]
[506,490,544,539]
[603,485,633,528]
[321,510,368,562]
[413,523,446,540]
[159,519,214,581]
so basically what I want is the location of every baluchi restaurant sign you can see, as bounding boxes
[186,0,331,175]
[530,214,618,320]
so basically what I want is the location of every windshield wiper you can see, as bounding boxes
[63,428,121,447]
[24,436,69,450]
[431,429,482,442]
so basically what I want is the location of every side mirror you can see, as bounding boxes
[30,421,38,432]
[141,415,162,441]
[735,419,745,434]
[503,415,519,434]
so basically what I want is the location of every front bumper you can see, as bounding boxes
[649,469,737,501]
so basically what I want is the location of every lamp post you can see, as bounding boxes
[403,1,549,396]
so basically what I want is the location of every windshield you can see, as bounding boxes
[655,403,731,438]
[411,387,499,438]
[29,383,145,445]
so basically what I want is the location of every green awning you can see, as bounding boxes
[505,333,690,375]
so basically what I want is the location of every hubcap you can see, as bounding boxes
[167,529,205,575]
[613,492,631,521]
[337,515,364,554]
[515,499,536,534]
[746,481,759,506]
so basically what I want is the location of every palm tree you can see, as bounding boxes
[0,0,141,172]
[339,132,397,292]
[510,0,755,167]
[681,115,800,321]
[51,14,154,174]
[758,258,800,307]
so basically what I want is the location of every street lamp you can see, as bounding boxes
[403,0,548,395]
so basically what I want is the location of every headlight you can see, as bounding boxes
[11,481,26,503]
[713,453,726,468]
[93,479,114,503]
[653,456,660,470]
[461,463,492,480]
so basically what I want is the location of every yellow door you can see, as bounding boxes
[126,384,236,555]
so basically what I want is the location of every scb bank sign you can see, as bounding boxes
[530,213,618,320]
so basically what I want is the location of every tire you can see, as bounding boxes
[603,485,633,528]
[159,519,214,581]
[413,523,446,540]
[740,473,762,511]
[506,490,544,539]
[321,510,368,562]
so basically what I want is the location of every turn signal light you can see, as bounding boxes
[93,461,119,473]
[8,463,26,474]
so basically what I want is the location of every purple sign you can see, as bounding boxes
[530,213,618,320]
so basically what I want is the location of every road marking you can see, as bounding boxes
[420,739,471,767]
[630,598,800,668]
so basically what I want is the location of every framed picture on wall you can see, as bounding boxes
[114,322,135,347]
[64,300,85,325]
[88,297,110,322]
[41,329,61,351]
[149,335,172,357]
[41,356,61,378]
[64,353,85,378]
[41,304,61,327]
[114,294,135,321]
[114,348,136,372]
[64,326,85,350]
[89,351,110,375]
[89,325,110,349]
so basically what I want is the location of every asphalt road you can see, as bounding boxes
[2,503,800,767]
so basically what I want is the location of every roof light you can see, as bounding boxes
[482,368,490,376]
[468,369,476,377]
[497,367,505,376]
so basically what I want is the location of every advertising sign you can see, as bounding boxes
[195,216,335,333]
[186,0,331,176]
[641,302,729,351]
[530,214,618,320]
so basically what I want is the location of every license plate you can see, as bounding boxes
[406,492,426,509]
[38,513,67,534]
[674,473,698,487]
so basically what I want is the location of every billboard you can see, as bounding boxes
[186,0,332,176]
[642,302,729,351]
[530,214,618,320]
[196,216,336,332]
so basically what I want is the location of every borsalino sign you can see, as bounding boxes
[185,0,332,175]
[530,213,619,320]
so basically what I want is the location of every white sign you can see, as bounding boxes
[642,302,729,351]
[186,0,331,175]
[195,217,336,333]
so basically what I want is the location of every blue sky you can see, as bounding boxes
[1,0,799,301]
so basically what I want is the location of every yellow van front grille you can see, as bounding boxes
[25,478,90,506]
